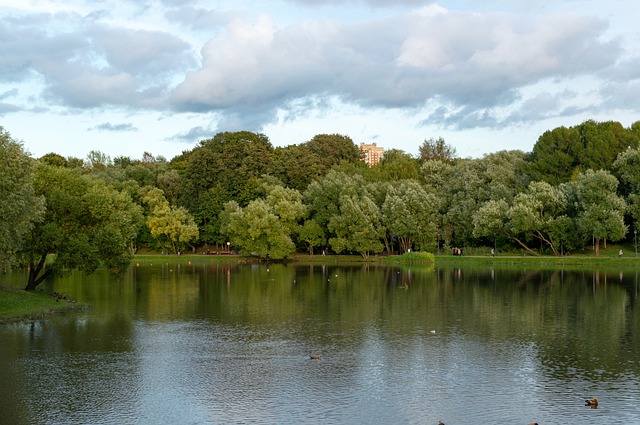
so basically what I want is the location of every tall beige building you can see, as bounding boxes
[359,142,384,166]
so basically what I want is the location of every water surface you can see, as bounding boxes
[1,264,639,424]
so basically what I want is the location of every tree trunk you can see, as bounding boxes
[595,238,600,256]
[511,236,540,256]
[24,253,52,291]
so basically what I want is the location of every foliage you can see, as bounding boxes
[564,169,627,256]
[5,119,640,262]
[297,219,326,255]
[141,186,199,254]
[524,120,640,185]
[176,131,274,244]
[220,184,306,260]
[382,180,439,252]
[328,193,385,258]
[419,137,457,162]
[0,128,45,271]
[20,164,142,290]
[384,251,435,264]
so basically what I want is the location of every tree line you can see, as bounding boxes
[2,120,640,290]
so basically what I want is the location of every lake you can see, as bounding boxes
[1,262,639,424]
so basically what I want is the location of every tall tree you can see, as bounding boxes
[419,137,457,162]
[382,180,439,252]
[177,131,273,244]
[0,128,45,270]
[328,193,385,258]
[565,169,627,256]
[20,164,142,290]
[141,187,199,254]
[305,134,361,169]
[220,184,306,260]
[613,147,640,231]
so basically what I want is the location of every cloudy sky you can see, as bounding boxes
[1,0,638,161]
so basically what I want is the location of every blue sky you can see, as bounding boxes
[1,0,638,161]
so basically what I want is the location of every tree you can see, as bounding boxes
[419,137,457,162]
[297,219,325,255]
[219,184,306,260]
[220,200,295,260]
[507,181,572,256]
[566,169,627,256]
[20,164,142,290]
[328,193,385,258]
[382,180,439,252]
[270,144,326,191]
[304,170,366,232]
[0,128,45,271]
[177,131,274,244]
[524,120,640,185]
[305,133,361,169]
[422,151,526,249]
[371,149,421,181]
[613,147,640,234]
[141,187,198,254]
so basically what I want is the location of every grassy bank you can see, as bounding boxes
[135,248,640,267]
[0,286,89,324]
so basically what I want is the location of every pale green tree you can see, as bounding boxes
[220,200,295,259]
[382,180,439,252]
[612,147,640,231]
[219,184,306,259]
[565,169,627,256]
[328,193,385,258]
[473,181,575,256]
[304,170,366,231]
[0,128,45,270]
[422,151,526,249]
[507,181,572,255]
[141,186,198,254]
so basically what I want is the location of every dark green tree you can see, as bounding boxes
[20,164,142,290]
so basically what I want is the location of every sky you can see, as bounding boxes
[1,0,639,161]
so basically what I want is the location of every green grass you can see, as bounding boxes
[0,286,89,324]
[384,251,435,264]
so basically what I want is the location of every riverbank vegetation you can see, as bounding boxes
[2,120,640,289]
[0,286,88,323]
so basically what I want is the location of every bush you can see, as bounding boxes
[384,251,435,264]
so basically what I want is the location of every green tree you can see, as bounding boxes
[297,219,326,255]
[20,164,142,290]
[177,131,273,244]
[382,180,439,252]
[565,169,627,256]
[370,149,421,181]
[305,133,361,169]
[0,128,45,270]
[219,184,306,260]
[270,144,325,191]
[419,137,457,162]
[141,187,198,254]
[612,147,640,232]
[524,120,640,185]
[507,181,572,255]
[328,193,385,258]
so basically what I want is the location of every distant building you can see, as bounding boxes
[359,142,384,166]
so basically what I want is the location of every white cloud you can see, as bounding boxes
[0,0,638,160]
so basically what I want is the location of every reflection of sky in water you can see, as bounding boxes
[1,265,639,424]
